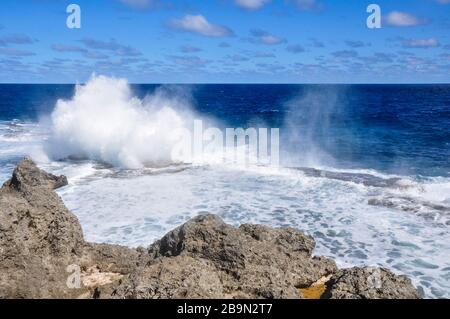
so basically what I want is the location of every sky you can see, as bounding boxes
[0,0,450,83]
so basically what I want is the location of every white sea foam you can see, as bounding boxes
[45,75,196,168]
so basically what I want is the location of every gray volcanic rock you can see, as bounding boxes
[0,158,421,299]
[0,158,144,298]
[0,158,84,298]
[99,215,338,299]
[323,267,421,299]
[6,157,68,192]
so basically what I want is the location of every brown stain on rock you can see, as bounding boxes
[298,275,332,299]
[299,283,327,299]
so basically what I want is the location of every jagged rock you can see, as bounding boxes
[0,158,84,298]
[144,215,336,297]
[0,158,421,299]
[97,215,337,299]
[5,157,68,192]
[323,267,421,299]
[0,158,144,298]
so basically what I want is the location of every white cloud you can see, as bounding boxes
[260,35,283,45]
[169,15,233,37]
[250,29,286,45]
[234,0,271,10]
[402,38,440,48]
[385,11,427,27]
[436,0,450,4]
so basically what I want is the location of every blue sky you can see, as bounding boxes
[0,0,450,83]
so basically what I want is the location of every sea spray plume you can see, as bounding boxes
[45,75,196,168]
[283,86,341,167]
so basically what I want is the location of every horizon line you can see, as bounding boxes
[1,82,450,85]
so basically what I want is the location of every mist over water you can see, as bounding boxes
[283,86,341,167]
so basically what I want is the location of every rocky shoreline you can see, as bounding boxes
[0,158,421,299]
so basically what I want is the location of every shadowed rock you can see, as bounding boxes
[0,158,421,299]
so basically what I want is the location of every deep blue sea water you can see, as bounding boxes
[1,84,449,177]
[0,81,449,298]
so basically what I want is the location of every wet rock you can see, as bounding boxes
[0,158,421,299]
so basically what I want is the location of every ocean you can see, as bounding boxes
[0,76,449,298]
